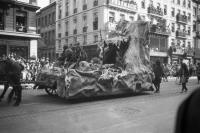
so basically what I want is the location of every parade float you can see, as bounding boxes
[35,20,155,98]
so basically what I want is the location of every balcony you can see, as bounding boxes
[176,30,187,38]
[73,8,77,14]
[93,0,98,6]
[83,4,87,10]
[148,5,163,17]
[73,29,77,34]
[176,14,187,24]
[106,0,137,13]
[150,25,170,36]
[16,25,27,32]
[83,26,87,32]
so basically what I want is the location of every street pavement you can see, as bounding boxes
[0,77,199,133]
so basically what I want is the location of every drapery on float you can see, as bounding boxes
[35,20,155,98]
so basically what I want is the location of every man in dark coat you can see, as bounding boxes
[175,88,200,133]
[153,60,164,93]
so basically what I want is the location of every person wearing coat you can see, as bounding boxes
[196,63,200,84]
[179,62,189,93]
[153,60,164,93]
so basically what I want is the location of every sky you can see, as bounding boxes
[37,0,50,8]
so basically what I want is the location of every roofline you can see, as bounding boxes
[14,1,40,10]
[36,1,56,14]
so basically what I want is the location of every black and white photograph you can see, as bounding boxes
[0,0,200,132]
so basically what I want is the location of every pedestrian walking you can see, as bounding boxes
[163,64,169,82]
[196,63,200,84]
[153,60,164,93]
[180,62,189,93]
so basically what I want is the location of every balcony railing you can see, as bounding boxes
[148,6,163,16]
[106,0,137,13]
[73,8,77,14]
[176,14,187,23]
[83,26,87,32]
[176,30,187,38]
[16,25,27,32]
[172,45,194,56]
[93,0,98,6]
[73,29,77,34]
[83,4,87,10]
[150,25,170,35]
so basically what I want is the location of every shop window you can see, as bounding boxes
[16,11,27,32]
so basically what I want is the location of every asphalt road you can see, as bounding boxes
[0,77,199,133]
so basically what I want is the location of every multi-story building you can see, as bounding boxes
[50,0,56,4]
[55,0,197,64]
[193,0,200,63]
[0,0,40,59]
[36,1,56,61]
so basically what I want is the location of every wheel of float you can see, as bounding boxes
[45,82,57,96]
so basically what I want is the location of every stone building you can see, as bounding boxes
[55,0,197,64]
[0,0,40,59]
[36,1,56,61]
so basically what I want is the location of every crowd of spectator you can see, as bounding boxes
[0,53,54,82]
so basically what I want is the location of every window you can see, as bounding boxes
[164,5,167,15]
[52,12,55,23]
[65,39,68,46]
[73,0,77,8]
[129,16,134,22]
[83,35,87,45]
[38,18,40,26]
[45,15,47,26]
[58,5,62,19]
[177,24,180,30]
[177,0,180,5]
[183,0,186,7]
[188,13,191,22]
[177,9,181,14]
[73,17,77,23]
[58,40,61,48]
[171,8,175,17]
[188,27,191,35]
[58,33,61,38]
[66,0,69,16]
[182,40,185,47]
[49,14,51,25]
[141,0,145,9]
[193,21,196,31]
[83,15,87,27]
[65,21,68,35]
[93,12,98,30]
[120,14,125,20]
[188,0,191,8]
[94,35,98,43]
[58,23,61,29]
[74,36,77,43]
[193,7,197,16]
[188,42,191,48]
[183,25,186,32]
[109,12,115,22]
[16,11,27,32]
[171,23,175,32]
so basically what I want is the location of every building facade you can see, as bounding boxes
[193,0,200,63]
[56,0,198,64]
[36,1,56,61]
[0,0,40,59]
